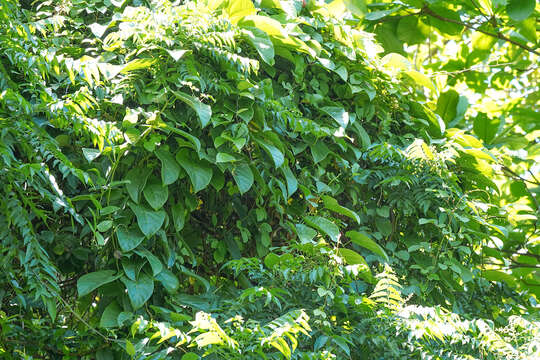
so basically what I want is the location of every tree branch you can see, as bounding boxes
[421,6,540,56]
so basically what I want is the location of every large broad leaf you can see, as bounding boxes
[397,16,427,44]
[255,137,284,168]
[155,148,181,185]
[125,168,152,203]
[337,248,368,267]
[304,216,340,242]
[77,270,121,297]
[176,149,213,193]
[295,224,317,243]
[346,231,389,261]
[281,166,297,197]
[155,269,180,293]
[243,27,275,65]
[121,274,154,310]
[117,226,145,252]
[404,70,436,92]
[232,163,254,194]
[240,14,285,37]
[473,113,500,144]
[100,301,121,328]
[225,0,256,24]
[135,249,163,276]
[171,90,212,128]
[435,90,459,124]
[143,181,169,210]
[506,0,535,21]
[129,203,166,237]
[321,107,350,128]
[171,201,187,232]
[322,196,360,224]
[311,142,330,163]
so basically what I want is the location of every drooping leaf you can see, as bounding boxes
[338,248,368,267]
[473,113,500,144]
[100,301,121,328]
[125,168,152,203]
[77,270,121,297]
[117,226,145,252]
[506,0,535,21]
[322,195,360,224]
[304,216,340,242]
[129,203,166,237]
[135,249,163,276]
[171,90,212,128]
[155,269,180,293]
[176,149,213,192]
[155,148,181,185]
[435,90,459,124]
[143,181,169,210]
[121,274,154,310]
[243,27,275,65]
[232,163,254,194]
[346,231,389,261]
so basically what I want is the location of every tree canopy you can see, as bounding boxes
[0,0,538,358]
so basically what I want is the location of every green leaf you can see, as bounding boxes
[100,301,121,328]
[120,58,157,74]
[77,270,121,297]
[117,226,145,252]
[121,274,154,310]
[435,90,459,124]
[506,0,535,21]
[256,138,284,168]
[135,249,163,276]
[337,248,368,267]
[171,90,212,128]
[97,220,113,232]
[125,340,135,356]
[176,149,213,192]
[143,181,168,210]
[321,107,350,128]
[346,231,389,261]
[243,27,274,65]
[171,201,187,232]
[125,168,152,203]
[404,70,436,92]
[473,113,500,143]
[311,142,330,163]
[143,182,169,210]
[225,0,256,24]
[322,195,360,224]
[295,224,317,243]
[427,6,464,35]
[484,269,519,288]
[397,16,427,44]
[82,148,101,162]
[155,269,180,293]
[281,166,297,197]
[264,253,280,269]
[216,152,237,163]
[304,216,340,242]
[181,353,200,360]
[129,203,166,237]
[155,148,181,185]
[232,163,254,194]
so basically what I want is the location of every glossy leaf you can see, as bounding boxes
[77,270,121,297]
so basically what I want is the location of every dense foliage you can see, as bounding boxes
[0,0,538,358]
